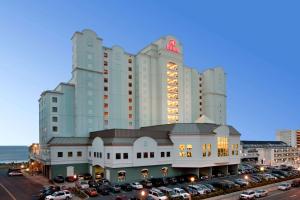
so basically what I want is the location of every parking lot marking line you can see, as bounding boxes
[289,195,297,198]
[0,183,16,200]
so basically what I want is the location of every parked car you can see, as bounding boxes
[278,183,291,190]
[254,189,268,198]
[239,190,256,200]
[187,185,206,195]
[53,175,65,183]
[158,186,181,199]
[115,195,129,200]
[130,182,143,190]
[39,189,56,200]
[108,184,121,193]
[167,177,178,185]
[202,183,216,192]
[83,173,92,180]
[173,188,190,200]
[291,179,300,187]
[85,188,98,197]
[97,185,110,195]
[140,179,153,188]
[120,183,133,191]
[65,175,77,182]
[234,178,249,187]
[148,188,168,200]
[76,180,89,189]
[197,184,212,193]
[88,180,99,188]
[182,186,198,197]
[45,190,72,200]
[271,173,284,179]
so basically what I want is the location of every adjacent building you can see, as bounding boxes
[276,129,300,149]
[240,141,299,166]
[32,29,238,182]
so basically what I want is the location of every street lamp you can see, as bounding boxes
[260,166,265,172]
[191,177,195,186]
[140,190,146,200]
[244,175,249,180]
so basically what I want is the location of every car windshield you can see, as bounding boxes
[178,189,185,193]
[157,192,165,197]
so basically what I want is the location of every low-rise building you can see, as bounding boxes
[241,141,299,166]
[38,123,240,182]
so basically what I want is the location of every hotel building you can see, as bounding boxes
[33,29,239,182]
[276,129,300,149]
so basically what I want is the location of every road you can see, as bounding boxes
[0,169,43,200]
[262,188,300,200]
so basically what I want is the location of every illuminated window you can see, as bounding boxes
[207,144,211,156]
[232,144,239,156]
[167,62,179,123]
[187,152,192,157]
[202,144,206,157]
[218,137,228,157]
[104,112,109,118]
[187,144,192,150]
[179,144,185,151]
[104,103,108,109]
[202,144,212,157]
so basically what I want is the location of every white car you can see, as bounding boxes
[45,190,72,200]
[239,190,256,200]
[278,183,291,190]
[148,189,168,200]
[8,171,23,176]
[76,180,89,189]
[254,189,268,198]
[130,182,143,189]
[188,185,206,194]
[173,188,190,199]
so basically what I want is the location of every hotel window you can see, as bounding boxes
[143,152,148,158]
[57,152,63,157]
[104,103,108,109]
[104,112,109,117]
[52,107,57,112]
[104,52,108,58]
[199,96,202,99]
[187,144,192,157]
[129,90,132,95]
[150,152,154,158]
[104,61,108,66]
[129,106,132,111]
[52,116,58,122]
[199,102,202,106]
[128,75,132,79]
[94,152,96,157]
[202,144,207,157]
[52,126,58,132]
[123,153,128,159]
[104,87,108,91]
[68,152,73,157]
[128,83,132,87]
[129,122,133,126]
[129,114,132,119]
[129,98,132,103]
[104,120,108,125]
[104,69,108,74]
[217,137,229,157]
[104,95,108,99]
[161,152,165,157]
[128,58,132,63]
[97,152,99,158]
[52,97,57,103]
[202,144,211,157]
[128,67,132,71]
[77,151,82,157]
[107,153,110,159]
[232,144,239,156]
[167,152,171,157]
[104,78,108,83]
[116,153,121,160]
[89,151,91,157]
[199,84,202,87]
[137,152,141,159]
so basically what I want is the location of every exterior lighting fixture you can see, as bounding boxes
[25,168,29,172]
[20,164,24,169]
[141,190,145,196]
[260,166,265,172]
[244,175,249,180]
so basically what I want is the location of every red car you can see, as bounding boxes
[85,188,98,197]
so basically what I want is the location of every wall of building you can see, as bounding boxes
[51,163,89,179]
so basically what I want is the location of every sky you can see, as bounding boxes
[0,0,299,145]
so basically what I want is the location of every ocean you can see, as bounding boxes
[0,146,29,163]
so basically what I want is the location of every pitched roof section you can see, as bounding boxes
[47,137,91,146]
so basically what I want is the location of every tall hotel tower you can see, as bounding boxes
[39,29,226,146]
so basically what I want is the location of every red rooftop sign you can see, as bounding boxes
[166,39,179,53]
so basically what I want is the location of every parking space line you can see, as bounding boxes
[0,183,16,200]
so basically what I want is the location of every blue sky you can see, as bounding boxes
[0,0,299,145]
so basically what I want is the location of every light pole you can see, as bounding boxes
[191,177,195,186]
[141,190,146,200]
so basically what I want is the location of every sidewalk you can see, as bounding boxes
[205,179,296,200]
